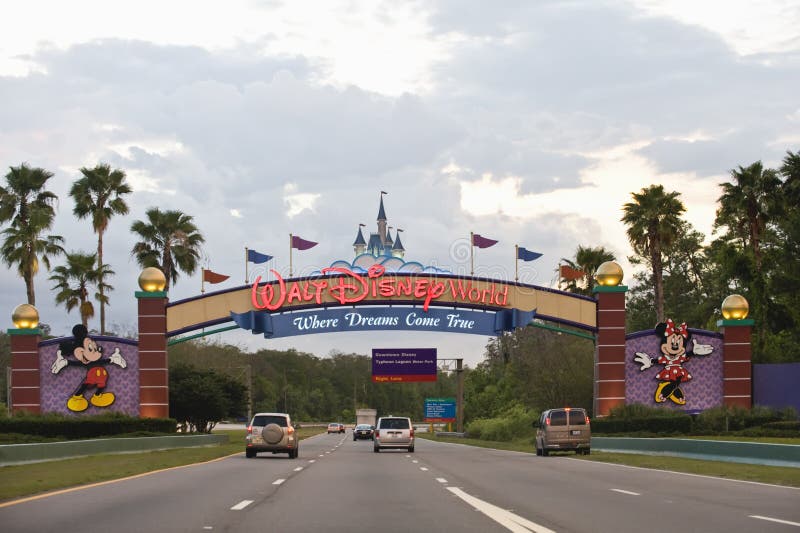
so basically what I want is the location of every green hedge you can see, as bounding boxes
[0,413,177,439]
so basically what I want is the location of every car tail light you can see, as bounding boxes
[374,430,379,439]
[410,427,415,437]
[247,425,253,435]
[585,415,590,424]
[545,417,550,426]
[288,426,295,434]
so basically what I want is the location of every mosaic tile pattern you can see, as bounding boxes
[626,330,723,412]
[39,338,139,416]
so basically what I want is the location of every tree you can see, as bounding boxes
[714,161,780,274]
[170,363,247,433]
[49,252,113,328]
[560,245,615,296]
[0,163,64,305]
[621,184,685,322]
[70,163,132,334]
[130,208,205,291]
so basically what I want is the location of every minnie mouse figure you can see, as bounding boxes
[634,319,713,405]
[51,324,127,412]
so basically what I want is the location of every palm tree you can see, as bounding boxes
[49,252,114,328]
[70,163,132,334]
[0,163,64,305]
[621,184,685,322]
[560,245,615,295]
[130,208,205,291]
[714,161,780,273]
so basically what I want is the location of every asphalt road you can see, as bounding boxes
[2,433,799,532]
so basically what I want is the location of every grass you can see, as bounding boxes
[0,427,324,503]
[417,433,800,488]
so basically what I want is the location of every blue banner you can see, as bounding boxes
[425,398,456,422]
[230,306,535,339]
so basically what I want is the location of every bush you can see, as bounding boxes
[0,412,177,440]
[465,404,537,442]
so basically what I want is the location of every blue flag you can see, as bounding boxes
[517,246,542,262]
[247,249,273,264]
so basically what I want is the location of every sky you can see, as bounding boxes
[1,0,798,367]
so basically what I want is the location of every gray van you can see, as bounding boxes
[533,407,591,456]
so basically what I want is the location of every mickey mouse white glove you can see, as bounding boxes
[51,350,68,374]
[109,348,127,368]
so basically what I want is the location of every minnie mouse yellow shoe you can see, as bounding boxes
[654,382,669,403]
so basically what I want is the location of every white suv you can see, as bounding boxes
[246,412,299,458]
[374,416,414,453]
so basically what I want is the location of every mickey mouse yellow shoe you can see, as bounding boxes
[90,392,115,407]
[67,395,89,412]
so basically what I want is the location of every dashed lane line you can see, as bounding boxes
[749,515,800,528]
[610,489,640,496]
[230,500,254,511]
[273,479,286,485]
[436,478,448,484]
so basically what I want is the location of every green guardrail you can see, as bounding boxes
[592,437,800,468]
[0,434,228,465]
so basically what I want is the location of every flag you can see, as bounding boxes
[203,269,230,284]
[559,265,586,281]
[291,235,318,250]
[517,247,543,262]
[247,249,273,264]
[472,233,498,249]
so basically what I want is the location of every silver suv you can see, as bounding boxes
[246,412,299,458]
[374,416,414,453]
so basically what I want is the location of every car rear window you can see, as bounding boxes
[253,415,288,427]
[569,410,587,425]
[379,418,410,429]
[549,410,567,426]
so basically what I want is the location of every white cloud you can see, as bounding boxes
[283,183,321,218]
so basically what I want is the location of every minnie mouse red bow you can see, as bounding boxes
[665,319,688,338]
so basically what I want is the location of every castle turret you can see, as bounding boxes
[392,229,405,258]
[377,193,388,245]
[353,224,366,255]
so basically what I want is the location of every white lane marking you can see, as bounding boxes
[750,515,800,527]
[273,479,286,485]
[447,487,556,533]
[406,454,411,458]
[412,460,419,464]
[203,527,213,530]
[319,454,325,457]
[610,489,640,496]
[230,500,254,511]
[420,467,429,471]
[294,467,303,472]
[309,460,316,463]
[436,478,448,484]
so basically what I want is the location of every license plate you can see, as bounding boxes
[571,430,581,435]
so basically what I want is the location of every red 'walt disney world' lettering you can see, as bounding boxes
[251,265,508,312]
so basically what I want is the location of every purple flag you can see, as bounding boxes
[291,235,318,250]
[472,233,498,249]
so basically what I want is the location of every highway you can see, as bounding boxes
[2,433,799,532]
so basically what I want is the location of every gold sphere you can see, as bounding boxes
[138,267,167,292]
[721,294,749,320]
[12,304,39,329]
[594,261,624,286]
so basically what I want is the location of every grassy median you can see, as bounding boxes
[0,427,323,503]
[417,433,800,488]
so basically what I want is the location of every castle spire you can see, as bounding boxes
[353,224,366,255]
[377,191,388,244]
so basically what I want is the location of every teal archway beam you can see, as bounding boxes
[527,321,596,341]
[168,325,240,346]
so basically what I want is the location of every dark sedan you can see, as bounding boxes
[353,424,374,440]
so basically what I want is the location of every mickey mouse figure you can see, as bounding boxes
[51,324,127,412]
[634,319,713,405]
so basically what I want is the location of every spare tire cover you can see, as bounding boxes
[262,423,284,444]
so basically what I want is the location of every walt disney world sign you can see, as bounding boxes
[164,265,598,338]
[231,265,534,338]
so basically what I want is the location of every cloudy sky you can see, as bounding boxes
[1,0,798,366]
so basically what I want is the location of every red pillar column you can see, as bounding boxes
[8,328,42,414]
[593,285,627,417]
[137,290,169,418]
[717,318,753,409]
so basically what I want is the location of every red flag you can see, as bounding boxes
[203,269,230,284]
[559,265,586,281]
[291,235,318,250]
[472,233,498,249]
